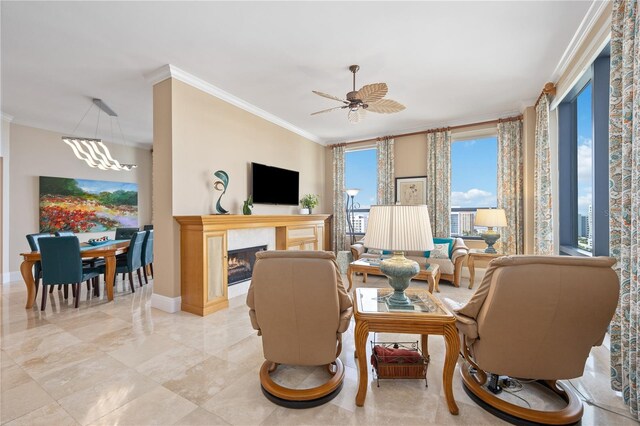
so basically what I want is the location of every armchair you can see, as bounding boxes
[350,237,469,287]
[247,251,353,408]
[450,255,619,425]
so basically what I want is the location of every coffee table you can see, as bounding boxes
[347,259,441,293]
[353,287,460,414]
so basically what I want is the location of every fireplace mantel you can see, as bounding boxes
[174,214,332,316]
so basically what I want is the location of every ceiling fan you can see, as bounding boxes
[311,65,406,123]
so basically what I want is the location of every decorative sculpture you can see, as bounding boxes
[212,170,229,214]
[243,195,253,215]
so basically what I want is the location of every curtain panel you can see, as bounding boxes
[497,120,524,254]
[533,94,554,255]
[426,130,451,237]
[609,0,640,419]
[332,144,348,253]
[377,137,395,204]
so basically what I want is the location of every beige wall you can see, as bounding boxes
[152,78,327,300]
[8,124,152,272]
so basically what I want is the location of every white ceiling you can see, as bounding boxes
[2,1,594,146]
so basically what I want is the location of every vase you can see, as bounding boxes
[299,208,310,215]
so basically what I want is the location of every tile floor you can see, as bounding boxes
[1,270,636,425]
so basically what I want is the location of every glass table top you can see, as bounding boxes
[353,258,437,272]
[355,287,450,315]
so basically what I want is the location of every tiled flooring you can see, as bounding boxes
[1,271,636,425]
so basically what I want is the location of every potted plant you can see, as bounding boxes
[299,194,319,214]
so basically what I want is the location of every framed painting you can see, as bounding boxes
[39,176,138,233]
[395,176,427,205]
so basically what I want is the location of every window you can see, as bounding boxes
[450,136,498,237]
[559,47,609,256]
[576,83,593,251]
[345,148,377,236]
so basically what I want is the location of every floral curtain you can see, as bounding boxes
[332,144,348,253]
[426,130,451,237]
[377,137,395,204]
[497,120,524,254]
[609,0,640,419]
[533,94,554,254]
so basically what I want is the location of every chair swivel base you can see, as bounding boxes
[461,363,583,425]
[259,359,345,409]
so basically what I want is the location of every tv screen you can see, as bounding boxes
[252,163,299,205]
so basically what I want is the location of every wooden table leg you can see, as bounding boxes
[435,271,441,293]
[427,273,434,293]
[468,255,476,289]
[104,254,115,301]
[443,323,460,415]
[362,272,367,283]
[19,260,37,309]
[354,319,369,406]
[421,334,430,362]
[347,266,354,292]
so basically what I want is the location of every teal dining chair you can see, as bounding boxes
[38,236,101,310]
[101,231,145,293]
[26,233,51,297]
[141,230,154,284]
[115,227,139,240]
[55,231,75,237]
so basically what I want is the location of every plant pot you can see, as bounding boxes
[299,208,310,215]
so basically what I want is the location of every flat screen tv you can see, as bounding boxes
[251,162,299,205]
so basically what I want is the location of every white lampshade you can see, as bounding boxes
[363,205,434,252]
[346,188,360,197]
[474,208,507,227]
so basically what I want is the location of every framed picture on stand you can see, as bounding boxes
[395,176,427,205]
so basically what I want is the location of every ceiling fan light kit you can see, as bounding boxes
[311,64,405,123]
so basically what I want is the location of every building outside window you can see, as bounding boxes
[576,83,593,251]
[345,148,377,237]
[450,136,498,237]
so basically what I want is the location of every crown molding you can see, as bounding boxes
[146,64,323,144]
[550,0,610,82]
[1,112,14,122]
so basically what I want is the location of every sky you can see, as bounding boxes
[576,82,592,216]
[345,149,377,208]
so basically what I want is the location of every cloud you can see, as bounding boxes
[577,138,592,183]
[451,188,496,208]
[578,187,592,215]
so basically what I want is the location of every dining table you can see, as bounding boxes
[19,239,130,309]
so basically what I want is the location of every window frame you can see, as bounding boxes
[558,50,610,257]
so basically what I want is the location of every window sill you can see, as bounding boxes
[559,245,593,257]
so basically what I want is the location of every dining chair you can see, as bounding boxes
[143,224,153,231]
[55,231,75,237]
[26,233,51,297]
[38,236,101,310]
[115,227,139,240]
[102,231,145,293]
[141,230,154,284]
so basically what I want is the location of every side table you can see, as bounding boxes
[467,249,504,289]
[353,287,460,415]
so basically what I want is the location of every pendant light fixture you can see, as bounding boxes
[62,98,137,171]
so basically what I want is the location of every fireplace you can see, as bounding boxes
[227,245,267,286]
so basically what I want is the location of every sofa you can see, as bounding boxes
[350,237,469,287]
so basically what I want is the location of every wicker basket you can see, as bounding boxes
[371,341,428,386]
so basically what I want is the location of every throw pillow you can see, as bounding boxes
[368,248,383,255]
[430,243,450,259]
[433,237,454,257]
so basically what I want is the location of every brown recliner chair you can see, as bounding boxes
[451,255,619,425]
[247,250,353,408]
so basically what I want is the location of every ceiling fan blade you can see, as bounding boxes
[310,106,345,115]
[365,99,406,114]
[348,108,366,123]
[312,90,348,104]
[355,83,388,103]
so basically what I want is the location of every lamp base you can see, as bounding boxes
[379,252,420,308]
[480,230,501,254]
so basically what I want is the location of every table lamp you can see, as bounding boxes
[363,205,434,308]
[474,208,507,254]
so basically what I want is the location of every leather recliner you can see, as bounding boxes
[247,250,353,408]
[449,255,619,425]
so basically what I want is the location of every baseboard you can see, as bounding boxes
[150,293,182,313]
[2,271,22,284]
